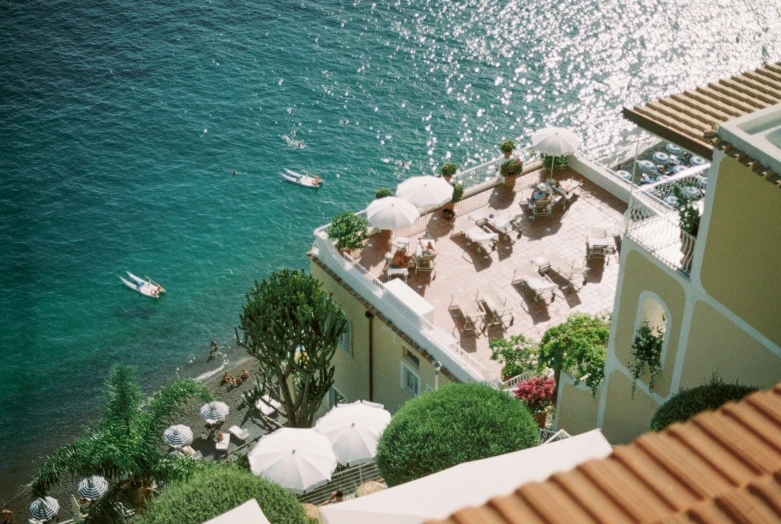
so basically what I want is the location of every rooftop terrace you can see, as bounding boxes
[313,164,627,382]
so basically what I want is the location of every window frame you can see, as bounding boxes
[400,361,421,397]
[328,386,348,409]
[338,316,352,357]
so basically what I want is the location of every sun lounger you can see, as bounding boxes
[215,432,230,452]
[385,265,409,282]
[553,179,582,209]
[449,290,485,332]
[465,226,498,252]
[477,284,513,325]
[586,227,611,261]
[512,268,558,303]
[533,253,588,290]
[229,426,251,441]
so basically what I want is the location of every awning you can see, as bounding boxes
[623,62,781,159]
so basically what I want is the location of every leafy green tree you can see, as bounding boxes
[30,366,212,523]
[489,334,539,380]
[650,374,758,431]
[375,384,539,486]
[537,313,609,400]
[141,465,306,524]
[236,269,347,431]
[328,212,369,252]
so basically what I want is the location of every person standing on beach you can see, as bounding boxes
[209,340,218,359]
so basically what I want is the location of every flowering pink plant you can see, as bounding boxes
[514,376,556,413]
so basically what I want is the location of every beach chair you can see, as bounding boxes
[481,212,523,242]
[529,199,553,220]
[449,290,485,333]
[586,227,610,261]
[477,284,513,326]
[215,432,230,452]
[465,226,498,253]
[229,425,251,441]
[512,268,558,303]
[384,264,409,282]
[536,253,588,291]
[553,179,582,210]
[416,253,436,276]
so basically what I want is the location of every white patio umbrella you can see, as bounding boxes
[315,400,392,466]
[366,197,419,231]
[78,476,109,499]
[200,401,230,421]
[531,127,582,175]
[248,428,337,494]
[164,424,194,447]
[30,496,59,521]
[396,176,454,209]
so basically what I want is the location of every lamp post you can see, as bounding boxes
[433,360,442,391]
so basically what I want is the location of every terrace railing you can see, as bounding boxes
[451,147,536,194]
[297,461,383,505]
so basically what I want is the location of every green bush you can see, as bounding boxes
[490,334,539,380]
[328,211,369,251]
[440,163,458,178]
[375,188,393,199]
[451,183,464,203]
[500,139,515,153]
[542,155,568,170]
[141,466,306,524]
[375,383,539,486]
[650,374,758,432]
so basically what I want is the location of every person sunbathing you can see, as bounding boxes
[240,369,249,380]
[418,239,438,257]
[390,248,412,268]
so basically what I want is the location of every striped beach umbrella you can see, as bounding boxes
[200,401,229,421]
[164,424,194,447]
[30,496,59,520]
[78,476,109,500]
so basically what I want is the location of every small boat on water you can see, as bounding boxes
[281,168,323,188]
[120,272,165,298]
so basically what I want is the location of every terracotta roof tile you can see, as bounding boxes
[429,385,781,524]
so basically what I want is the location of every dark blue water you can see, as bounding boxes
[1,0,779,494]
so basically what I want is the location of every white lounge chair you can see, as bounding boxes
[533,253,588,291]
[553,179,582,209]
[512,268,558,303]
[465,226,498,253]
[477,284,513,326]
[586,227,611,261]
[229,425,250,441]
[449,290,485,333]
[215,432,230,452]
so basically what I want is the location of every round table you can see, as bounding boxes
[666,143,683,154]
[691,156,706,166]
[616,170,632,180]
[673,165,689,174]
[652,151,670,163]
[682,186,700,199]
[663,195,679,207]
[638,160,656,172]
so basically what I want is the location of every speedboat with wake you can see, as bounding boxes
[281,168,323,188]
[120,272,166,298]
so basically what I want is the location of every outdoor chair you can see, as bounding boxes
[512,268,558,303]
[449,290,485,333]
[215,432,230,452]
[533,253,588,291]
[465,226,498,252]
[552,179,582,210]
[416,253,436,276]
[384,263,409,282]
[528,199,553,220]
[586,227,611,261]
[229,426,251,441]
[476,284,513,326]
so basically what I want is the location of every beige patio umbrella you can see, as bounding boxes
[366,197,419,231]
[531,127,582,176]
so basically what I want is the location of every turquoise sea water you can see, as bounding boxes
[1,0,780,495]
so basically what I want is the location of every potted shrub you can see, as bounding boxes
[628,321,664,397]
[513,376,556,428]
[673,186,701,271]
[328,212,369,255]
[442,183,464,218]
[500,139,515,157]
[440,163,458,182]
[542,154,568,171]
[375,188,393,199]
[500,158,523,187]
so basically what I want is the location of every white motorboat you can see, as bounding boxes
[120,272,165,298]
[281,168,323,188]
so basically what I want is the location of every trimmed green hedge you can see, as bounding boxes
[375,383,539,486]
[141,466,306,524]
[650,376,759,432]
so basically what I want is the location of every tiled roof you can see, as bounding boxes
[429,384,781,524]
[623,62,781,159]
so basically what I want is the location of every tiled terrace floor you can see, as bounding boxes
[356,168,627,378]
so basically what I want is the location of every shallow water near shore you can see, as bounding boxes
[1,0,780,499]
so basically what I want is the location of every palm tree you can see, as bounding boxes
[30,365,212,523]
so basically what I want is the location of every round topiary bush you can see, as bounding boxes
[141,466,306,524]
[375,188,393,199]
[650,376,759,432]
[375,383,539,486]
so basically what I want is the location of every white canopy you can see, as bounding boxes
[319,430,611,524]
[204,499,271,524]
[531,127,582,157]
[315,400,391,466]
[366,197,419,231]
[396,176,454,209]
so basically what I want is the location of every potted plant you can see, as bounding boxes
[542,155,568,171]
[500,158,523,187]
[440,163,458,182]
[442,183,464,219]
[375,188,393,199]
[328,212,369,255]
[500,139,515,157]
[673,186,701,271]
[513,376,556,428]
[628,321,664,397]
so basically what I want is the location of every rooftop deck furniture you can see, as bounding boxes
[477,284,513,326]
[384,265,409,282]
[229,426,251,441]
[532,253,588,291]
[215,432,230,452]
[553,179,582,210]
[528,198,553,220]
[586,227,611,261]
[465,226,498,252]
[511,268,558,303]
[449,290,485,333]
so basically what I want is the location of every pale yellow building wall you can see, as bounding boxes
[610,251,687,399]
[556,383,599,436]
[699,156,781,348]
[601,370,661,444]
[679,301,781,390]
